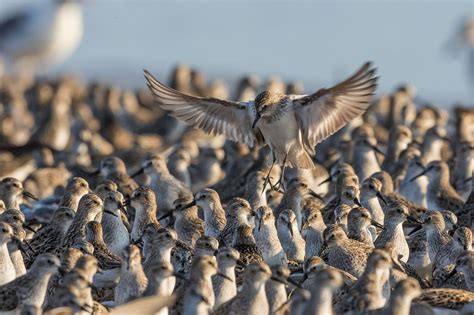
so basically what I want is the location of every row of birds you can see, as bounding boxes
[0,64,473,315]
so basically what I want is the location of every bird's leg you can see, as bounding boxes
[262,152,277,194]
[272,153,288,191]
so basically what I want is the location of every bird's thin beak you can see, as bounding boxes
[157,211,174,221]
[370,220,384,229]
[408,223,423,236]
[183,200,196,210]
[217,272,233,281]
[130,168,145,178]
[258,217,263,231]
[23,224,37,233]
[464,176,473,184]
[407,215,422,225]
[104,210,118,217]
[318,176,332,186]
[299,273,308,285]
[376,192,387,206]
[392,258,406,273]
[252,113,261,129]
[118,203,128,216]
[22,191,38,201]
[354,197,362,207]
[443,268,457,284]
[410,168,427,182]
[308,190,325,202]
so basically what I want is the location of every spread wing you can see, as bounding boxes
[293,62,378,151]
[144,70,263,147]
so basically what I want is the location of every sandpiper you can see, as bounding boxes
[411,160,464,212]
[421,211,452,263]
[0,222,16,285]
[130,186,160,243]
[333,249,393,313]
[266,265,291,314]
[95,156,138,198]
[56,193,103,256]
[301,202,327,259]
[101,191,129,256]
[132,154,192,215]
[213,247,239,308]
[433,227,472,273]
[244,171,269,209]
[160,196,204,247]
[0,177,38,210]
[58,177,91,212]
[115,245,148,305]
[25,207,75,265]
[398,154,428,207]
[276,209,306,261]
[347,206,380,245]
[85,221,122,272]
[321,224,373,277]
[303,268,343,315]
[360,177,386,226]
[219,198,254,246]
[0,254,60,313]
[232,224,263,266]
[352,134,382,182]
[421,126,449,164]
[212,262,272,315]
[145,62,377,187]
[194,188,226,239]
[374,203,416,263]
[253,205,287,266]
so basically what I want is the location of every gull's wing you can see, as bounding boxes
[144,70,263,148]
[293,62,378,151]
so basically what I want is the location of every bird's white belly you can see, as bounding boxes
[259,115,300,156]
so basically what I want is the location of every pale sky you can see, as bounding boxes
[2,0,473,106]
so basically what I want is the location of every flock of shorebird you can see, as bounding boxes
[0,61,473,315]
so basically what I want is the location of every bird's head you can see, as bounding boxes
[252,91,285,127]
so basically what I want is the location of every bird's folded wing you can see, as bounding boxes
[293,62,378,151]
[144,70,263,147]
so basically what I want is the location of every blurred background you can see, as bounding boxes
[1,0,473,106]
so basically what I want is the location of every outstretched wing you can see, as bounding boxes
[293,62,378,151]
[144,70,263,147]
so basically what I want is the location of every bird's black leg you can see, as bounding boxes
[272,153,288,191]
[262,151,276,194]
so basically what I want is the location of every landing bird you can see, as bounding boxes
[0,0,83,73]
[144,62,378,187]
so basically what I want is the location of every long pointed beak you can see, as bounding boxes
[23,224,37,233]
[370,220,384,229]
[308,190,325,202]
[354,197,362,207]
[318,176,332,186]
[376,192,387,206]
[370,144,385,156]
[104,209,118,217]
[299,273,308,285]
[118,203,128,216]
[392,258,406,273]
[157,211,174,221]
[258,217,263,231]
[443,268,457,284]
[252,113,261,129]
[410,169,427,182]
[407,215,422,225]
[408,223,423,236]
[287,221,294,236]
[182,200,196,210]
[217,272,233,281]
[130,168,145,178]
[22,191,38,201]
[465,176,473,184]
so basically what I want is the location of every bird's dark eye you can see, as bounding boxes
[205,243,210,247]
[13,216,19,220]
[397,209,402,213]
[226,254,230,258]
[369,185,374,189]
[427,217,432,221]
[165,233,171,238]
[1,228,7,232]
[47,259,54,264]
